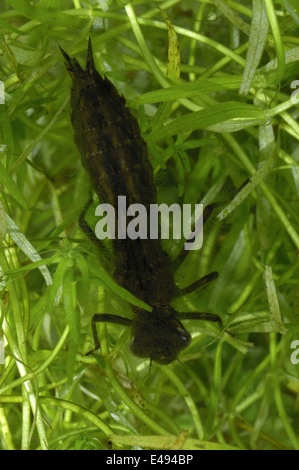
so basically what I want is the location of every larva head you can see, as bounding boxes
[130,309,191,365]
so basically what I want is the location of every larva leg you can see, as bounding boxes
[174,179,250,270]
[79,193,111,258]
[178,311,223,327]
[79,194,97,244]
[173,202,220,270]
[172,201,220,297]
[178,311,234,337]
[176,271,219,297]
[86,314,132,355]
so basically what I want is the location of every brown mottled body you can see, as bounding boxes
[61,40,221,364]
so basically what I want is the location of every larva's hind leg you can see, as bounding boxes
[173,201,221,270]
[173,179,250,270]
[172,201,219,298]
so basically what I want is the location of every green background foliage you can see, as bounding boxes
[0,0,299,450]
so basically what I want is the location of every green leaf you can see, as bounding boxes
[44,258,69,314]
[0,160,29,209]
[211,0,251,35]
[0,108,14,160]
[110,431,240,450]
[9,42,44,66]
[218,123,276,222]
[291,165,299,198]
[76,254,90,292]
[4,0,82,27]
[5,213,53,286]
[128,76,266,107]
[3,253,60,276]
[66,338,78,384]
[264,265,288,334]
[0,201,6,243]
[89,264,152,312]
[280,0,299,24]
[159,8,180,82]
[149,102,266,142]
[63,268,80,344]
[239,0,269,95]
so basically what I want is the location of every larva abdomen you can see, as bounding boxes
[60,40,156,210]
